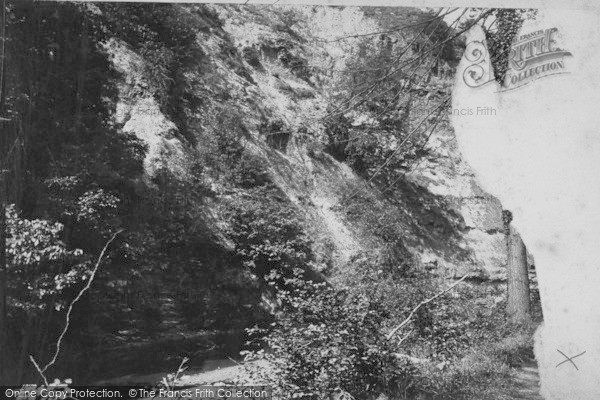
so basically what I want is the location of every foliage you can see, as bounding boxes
[147,168,212,252]
[242,270,418,400]
[485,9,538,84]
[323,9,455,179]
[341,254,433,334]
[160,357,189,390]
[417,350,513,399]
[277,48,311,82]
[259,33,311,82]
[227,185,315,280]
[414,10,463,66]
[6,205,88,313]
[138,43,176,106]
[336,251,539,399]
[415,326,536,399]
[323,110,417,178]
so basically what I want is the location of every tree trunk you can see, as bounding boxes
[506,224,531,324]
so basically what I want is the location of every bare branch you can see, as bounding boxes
[345,96,451,200]
[30,229,124,376]
[324,8,459,43]
[386,275,468,340]
[29,355,49,387]
[397,329,414,346]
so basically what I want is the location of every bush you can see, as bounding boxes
[227,185,314,280]
[204,110,270,188]
[417,350,512,400]
[234,152,271,188]
[278,49,311,82]
[6,205,89,314]
[242,270,418,400]
[489,330,535,367]
[485,9,537,85]
[100,3,206,145]
[415,326,536,400]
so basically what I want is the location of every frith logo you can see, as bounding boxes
[462,27,573,91]
[504,27,572,90]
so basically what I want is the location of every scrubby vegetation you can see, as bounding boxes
[242,271,414,400]
[240,252,539,399]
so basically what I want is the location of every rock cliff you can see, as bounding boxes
[108,4,509,281]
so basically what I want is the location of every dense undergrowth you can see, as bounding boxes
[240,252,540,399]
[3,2,271,382]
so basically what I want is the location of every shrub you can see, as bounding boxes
[242,270,418,400]
[486,9,537,85]
[227,185,313,280]
[234,152,271,188]
[100,3,206,145]
[489,330,535,367]
[417,350,512,400]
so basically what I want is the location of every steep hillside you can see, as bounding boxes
[109,4,507,279]
[2,2,534,389]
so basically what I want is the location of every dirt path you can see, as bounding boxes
[506,360,544,400]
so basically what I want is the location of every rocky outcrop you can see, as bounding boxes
[105,4,512,283]
[105,39,190,179]
[408,119,508,279]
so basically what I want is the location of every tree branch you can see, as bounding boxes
[386,275,468,340]
[29,354,48,387]
[29,229,123,379]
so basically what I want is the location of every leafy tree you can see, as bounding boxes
[5,204,90,382]
[6,205,88,312]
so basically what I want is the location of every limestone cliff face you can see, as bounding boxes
[407,120,507,279]
[106,4,509,281]
[106,38,190,179]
